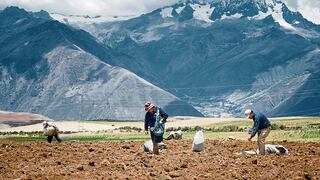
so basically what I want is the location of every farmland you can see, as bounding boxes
[0,117,319,179]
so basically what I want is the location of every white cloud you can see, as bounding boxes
[283,0,298,9]
[296,0,320,24]
[284,0,320,24]
[0,0,179,16]
[0,0,319,24]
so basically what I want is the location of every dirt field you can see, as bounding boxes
[0,111,51,121]
[1,140,319,179]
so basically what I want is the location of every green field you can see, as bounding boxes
[1,117,319,142]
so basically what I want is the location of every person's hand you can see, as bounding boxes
[144,130,148,135]
[160,118,166,124]
[248,137,252,141]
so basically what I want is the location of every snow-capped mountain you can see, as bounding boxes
[0,6,203,120]
[49,13,138,34]
[77,0,320,117]
[92,0,319,44]
[50,13,136,24]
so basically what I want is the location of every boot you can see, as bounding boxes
[153,143,159,155]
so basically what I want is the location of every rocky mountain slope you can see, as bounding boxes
[0,7,203,120]
[79,0,320,117]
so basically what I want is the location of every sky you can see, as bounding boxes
[0,0,319,24]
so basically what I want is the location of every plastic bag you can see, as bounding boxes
[175,130,183,139]
[192,131,204,152]
[144,140,167,153]
[257,144,289,155]
[166,130,183,140]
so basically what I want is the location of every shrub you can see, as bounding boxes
[212,125,241,132]
[271,124,280,130]
[271,124,287,130]
[279,124,286,130]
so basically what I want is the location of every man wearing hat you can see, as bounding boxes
[244,109,271,155]
[144,101,168,155]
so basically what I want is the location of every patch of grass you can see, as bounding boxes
[2,135,44,142]
[212,125,243,132]
[62,132,152,142]
[267,130,320,142]
[2,117,319,142]
[270,118,320,127]
[301,130,320,139]
[271,117,320,121]
[206,120,252,128]
[270,124,286,130]
[63,136,150,142]
[1,133,151,142]
[307,123,320,127]
[2,130,319,142]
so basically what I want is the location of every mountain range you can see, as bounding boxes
[72,0,320,117]
[0,6,203,120]
[1,0,319,119]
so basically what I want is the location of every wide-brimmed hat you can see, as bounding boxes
[144,101,155,111]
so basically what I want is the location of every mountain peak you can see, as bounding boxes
[0,7,53,26]
[1,6,31,18]
[179,0,282,4]
[176,0,284,11]
[33,10,52,20]
[0,6,33,25]
[165,0,287,22]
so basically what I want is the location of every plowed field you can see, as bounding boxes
[0,140,319,179]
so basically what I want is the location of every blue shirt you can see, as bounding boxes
[250,112,271,138]
[144,107,168,131]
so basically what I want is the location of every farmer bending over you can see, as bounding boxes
[42,121,62,143]
[245,109,271,155]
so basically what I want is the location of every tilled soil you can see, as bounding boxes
[0,140,319,179]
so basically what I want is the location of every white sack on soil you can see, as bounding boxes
[175,130,183,139]
[143,140,167,153]
[236,144,289,156]
[43,127,56,136]
[192,131,204,152]
[166,130,183,140]
[257,144,289,155]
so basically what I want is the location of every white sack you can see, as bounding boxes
[144,140,167,153]
[43,127,56,136]
[192,131,204,152]
[257,144,289,155]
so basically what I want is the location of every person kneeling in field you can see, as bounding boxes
[245,109,271,155]
[42,121,62,143]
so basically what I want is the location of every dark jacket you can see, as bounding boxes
[144,107,168,131]
[250,112,271,138]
